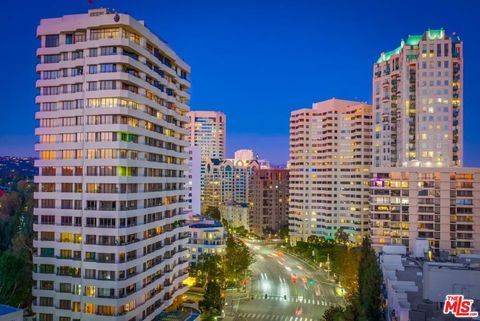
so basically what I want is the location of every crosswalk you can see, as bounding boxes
[250,295,333,306]
[236,313,316,321]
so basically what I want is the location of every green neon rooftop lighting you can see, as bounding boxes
[377,42,403,63]
[427,28,444,40]
[377,28,447,63]
[406,34,422,46]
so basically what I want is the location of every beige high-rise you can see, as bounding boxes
[370,168,480,254]
[289,99,372,244]
[372,29,463,168]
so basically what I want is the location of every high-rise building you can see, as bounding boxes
[370,167,480,254]
[186,146,201,214]
[34,9,190,320]
[248,168,289,236]
[373,29,463,168]
[234,149,257,163]
[289,98,372,244]
[186,111,226,200]
[203,158,259,211]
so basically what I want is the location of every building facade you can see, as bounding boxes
[289,99,372,244]
[248,168,289,236]
[220,202,250,231]
[380,244,480,321]
[186,111,226,199]
[187,216,226,265]
[203,157,259,211]
[34,9,190,321]
[370,167,480,254]
[373,29,463,168]
[234,149,257,163]
[186,146,201,214]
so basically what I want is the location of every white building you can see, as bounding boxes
[373,29,463,168]
[234,149,257,163]
[220,202,249,231]
[186,215,226,265]
[380,244,480,321]
[289,99,372,244]
[186,111,226,199]
[186,146,201,214]
[34,9,190,320]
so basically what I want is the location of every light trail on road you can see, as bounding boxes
[225,240,344,321]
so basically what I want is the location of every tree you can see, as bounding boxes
[358,236,384,321]
[204,206,221,221]
[196,253,225,288]
[199,280,223,313]
[335,227,349,245]
[224,236,254,287]
[307,235,320,244]
[322,306,346,321]
[0,251,32,308]
[278,225,289,240]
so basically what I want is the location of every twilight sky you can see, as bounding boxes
[1,0,480,166]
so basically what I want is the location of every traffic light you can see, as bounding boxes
[309,279,315,286]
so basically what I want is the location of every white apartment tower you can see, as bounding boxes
[34,9,191,321]
[289,99,372,244]
[186,146,201,214]
[186,111,226,200]
[373,29,463,168]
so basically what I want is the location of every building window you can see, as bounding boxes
[89,48,98,57]
[89,65,97,74]
[43,54,61,64]
[100,46,117,56]
[65,33,73,45]
[45,35,59,48]
[100,63,117,73]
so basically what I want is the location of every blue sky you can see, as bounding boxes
[1,0,480,166]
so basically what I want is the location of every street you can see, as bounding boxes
[225,240,343,321]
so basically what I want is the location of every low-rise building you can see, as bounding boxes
[380,243,480,321]
[187,215,226,265]
[220,202,249,231]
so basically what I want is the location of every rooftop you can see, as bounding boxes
[381,244,480,321]
[376,28,456,63]
[189,221,223,229]
[0,304,21,316]
[154,311,199,321]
